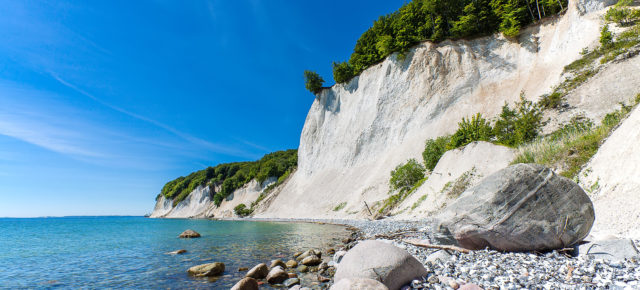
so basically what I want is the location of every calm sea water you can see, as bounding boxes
[0,216,350,289]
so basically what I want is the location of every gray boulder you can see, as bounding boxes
[245,263,268,279]
[330,278,389,290]
[266,266,288,284]
[230,277,259,290]
[575,239,639,261]
[438,164,594,251]
[187,262,225,277]
[334,240,427,290]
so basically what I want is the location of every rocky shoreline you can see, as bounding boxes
[212,218,640,289]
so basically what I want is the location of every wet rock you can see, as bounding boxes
[284,278,301,287]
[297,265,309,273]
[334,240,427,290]
[245,263,269,279]
[266,266,288,284]
[318,262,329,270]
[187,262,225,277]
[270,259,287,269]
[293,251,303,258]
[230,277,259,290]
[438,164,594,251]
[318,275,331,283]
[327,248,336,255]
[166,249,187,255]
[301,255,322,266]
[575,238,639,261]
[238,267,248,271]
[286,259,298,268]
[288,273,298,278]
[325,266,337,277]
[297,249,321,261]
[330,278,389,290]
[333,250,347,264]
[178,229,201,238]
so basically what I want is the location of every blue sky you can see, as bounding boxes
[0,1,404,217]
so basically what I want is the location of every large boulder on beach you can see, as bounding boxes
[266,266,289,284]
[178,229,201,238]
[438,163,595,251]
[245,263,269,279]
[231,277,259,290]
[334,240,427,289]
[187,262,225,277]
[330,277,389,290]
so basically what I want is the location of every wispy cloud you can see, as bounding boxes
[49,72,258,159]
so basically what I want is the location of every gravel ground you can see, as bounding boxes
[326,219,640,290]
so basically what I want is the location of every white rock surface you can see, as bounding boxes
[254,0,609,219]
[150,177,276,218]
[394,141,515,219]
[579,105,640,239]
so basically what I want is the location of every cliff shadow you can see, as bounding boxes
[322,89,341,114]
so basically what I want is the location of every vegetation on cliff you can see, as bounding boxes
[160,149,297,206]
[329,0,568,84]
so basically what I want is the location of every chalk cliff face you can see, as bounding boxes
[152,0,623,220]
[253,0,611,218]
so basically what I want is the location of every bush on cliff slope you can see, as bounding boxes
[330,0,568,83]
[160,149,298,206]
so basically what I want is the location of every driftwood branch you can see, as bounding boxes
[404,239,471,254]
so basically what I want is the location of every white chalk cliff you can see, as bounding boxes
[152,0,640,232]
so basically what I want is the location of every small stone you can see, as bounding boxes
[427,275,439,284]
[270,259,287,269]
[178,229,201,238]
[166,249,187,255]
[318,275,331,283]
[448,280,460,289]
[266,266,289,284]
[187,262,225,277]
[327,248,336,255]
[238,267,248,271]
[302,255,322,266]
[297,265,309,273]
[288,273,298,278]
[318,262,329,270]
[284,278,301,287]
[231,277,259,290]
[246,263,269,279]
[286,259,298,268]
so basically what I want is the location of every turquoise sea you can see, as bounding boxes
[0,216,349,289]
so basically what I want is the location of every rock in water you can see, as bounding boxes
[438,163,595,251]
[166,249,187,255]
[270,259,287,269]
[231,277,259,290]
[330,278,389,290]
[286,259,298,268]
[178,229,201,238]
[284,278,301,287]
[245,263,269,279]
[266,266,289,284]
[334,240,427,290]
[301,255,322,266]
[187,262,225,277]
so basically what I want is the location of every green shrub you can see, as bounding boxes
[234,204,252,217]
[333,202,347,211]
[304,70,324,95]
[600,25,614,48]
[390,159,426,191]
[422,136,451,171]
[539,92,564,109]
[494,96,543,147]
[332,62,355,84]
[448,113,494,149]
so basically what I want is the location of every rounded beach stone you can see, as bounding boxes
[286,259,298,268]
[330,278,389,290]
[270,259,287,269]
[187,262,225,277]
[266,266,288,284]
[166,249,187,255]
[245,263,269,279]
[334,240,427,290]
[178,229,201,238]
[231,277,259,290]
